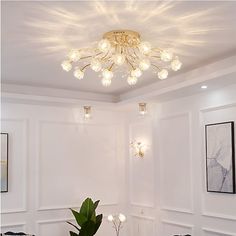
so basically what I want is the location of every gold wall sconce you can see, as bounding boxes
[130,140,146,158]
[84,106,91,119]
[139,103,147,115]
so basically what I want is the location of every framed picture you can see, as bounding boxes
[205,122,235,193]
[1,133,8,192]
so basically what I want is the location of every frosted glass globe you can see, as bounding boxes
[68,49,81,62]
[107,215,114,222]
[61,60,72,72]
[90,59,102,72]
[139,59,150,71]
[102,69,113,80]
[127,76,137,85]
[73,69,84,80]
[171,58,182,71]
[113,54,125,65]
[102,78,112,87]
[160,50,173,62]
[158,69,168,80]
[98,39,111,53]
[139,41,152,54]
[131,68,142,78]
[118,213,126,222]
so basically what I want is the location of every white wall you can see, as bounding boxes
[1,102,127,236]
[2,83,236,236]
[128,84,236,236]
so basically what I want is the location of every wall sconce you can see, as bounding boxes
[84,106,91,119]
[139,103,147,115]
[130,140,146,158]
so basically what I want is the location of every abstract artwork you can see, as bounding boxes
[1,133,8,192]
[205,122,235,193]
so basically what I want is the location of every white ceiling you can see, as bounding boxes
[2,1,236,97]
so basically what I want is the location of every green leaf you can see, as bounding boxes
[70,231,79,236]
[67,221,80,232]
[94,214,103,234]
[79,198,94,219]
[78,220,96,236]
[70,209,87,226]
[93,200,100,211]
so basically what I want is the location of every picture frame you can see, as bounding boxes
[1,133,9,193]
[205,121,235,194]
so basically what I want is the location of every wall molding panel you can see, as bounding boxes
[130,203,155,209]
[37,202,119,212]
[131,214,155,221]
[1,223,26,233]
[36,119,120,211]
[200,101,236,113]
[161,220,194,235]
[202,227,236,236]
[159,112,194,214]
[201,211,236,221]
[160,206,194,215]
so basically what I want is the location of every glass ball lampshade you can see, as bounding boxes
[68,49,81,62]
[102,78,112,87]
[98,39,111,53]
[171,58,182,71]
[113,54,125,65]
[139,41,152,54]
[73,69,84,80]
[61,60,72,72]
[102,69,114,80]
[90,59,102,72]
[127,76,137,85]
[139,59,150,71]
[158,69,168,80]
[118,213,126,222]
[107,215,114,222]
[160,50,173,62]
[131,68,142,78]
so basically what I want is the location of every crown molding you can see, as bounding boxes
[1,83,118,105]
[119,55,236,103]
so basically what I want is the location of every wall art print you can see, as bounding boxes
[205,122,235,193]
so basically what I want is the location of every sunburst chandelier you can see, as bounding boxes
[61,30,182,87]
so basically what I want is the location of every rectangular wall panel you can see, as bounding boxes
[159,113,193,212]
[37,121,119,209]
[129,121,155,207]
[131,216,155,236]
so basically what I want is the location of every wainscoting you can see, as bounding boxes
[128,85,236,236]
[1,102,126,236]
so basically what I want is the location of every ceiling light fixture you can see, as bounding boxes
[61,30,182,87]
[83,106,91,119]
[201,85,208,89]
[139,103,147,115]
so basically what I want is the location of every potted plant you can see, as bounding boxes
[67,198,103,236]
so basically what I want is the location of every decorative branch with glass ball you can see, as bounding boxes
[107,213,126,236]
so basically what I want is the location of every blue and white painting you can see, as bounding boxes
[206,122,235,193]
[1,133,8,192]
